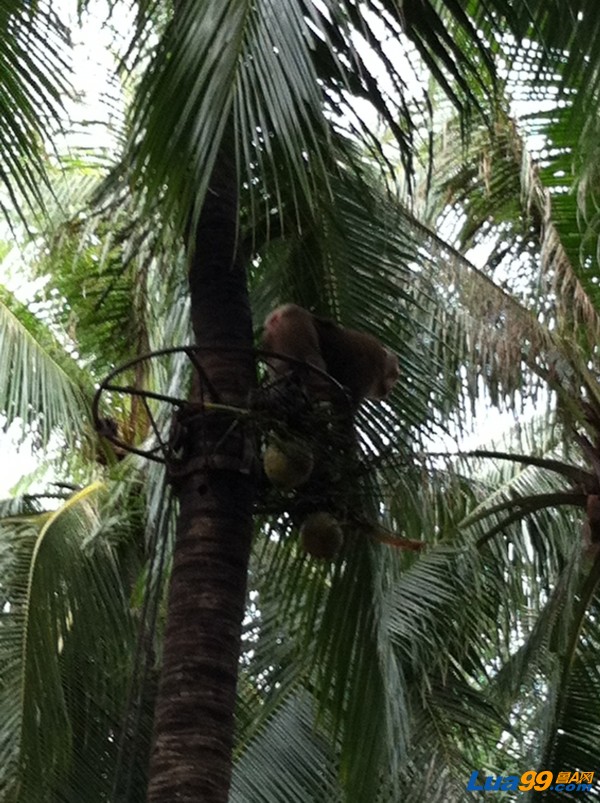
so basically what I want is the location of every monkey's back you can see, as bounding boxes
[313,317,386,402]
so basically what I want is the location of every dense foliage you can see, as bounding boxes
[1,1,600,800]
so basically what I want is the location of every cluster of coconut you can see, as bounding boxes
[262,437,342,560]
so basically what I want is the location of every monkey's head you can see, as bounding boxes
[97,416,119,438]
[369,349,399,399]
[263,308,280,333]
[262,305,293,346]
[264,304,298,333]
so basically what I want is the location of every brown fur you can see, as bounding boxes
[263,304,326,373]
[262,303,399,405]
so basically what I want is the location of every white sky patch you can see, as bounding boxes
[56,0,132,155]
[0,421,38,497]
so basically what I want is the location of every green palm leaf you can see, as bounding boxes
[0,483,137,801]
[0,284,90,449]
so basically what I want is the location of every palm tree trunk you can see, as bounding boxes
[147,149,256,803]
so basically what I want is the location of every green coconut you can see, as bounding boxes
[263,438,314,491]
[300,512,343,559]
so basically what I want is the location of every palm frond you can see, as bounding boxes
[0,483,138,801]
[429,107,600,351]
[119,0,528,236]
[0,283,91,449]
[0,1,71,224]
[537,553,600,783]
[232,690,341,803]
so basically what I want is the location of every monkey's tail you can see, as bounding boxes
[371,531,425,552]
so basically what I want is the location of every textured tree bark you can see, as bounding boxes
[147,147,256,803]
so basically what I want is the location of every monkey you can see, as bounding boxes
[312,315,399,406]
[97,416,119,441]
[262,304,327,375]
[261,304,331,403]
[96,416,127,463]
[262,303,399,407]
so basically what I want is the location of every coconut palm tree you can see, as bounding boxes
[2,1,600,802]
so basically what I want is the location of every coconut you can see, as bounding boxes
[300,512,343,559]
[263,439,314,491]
